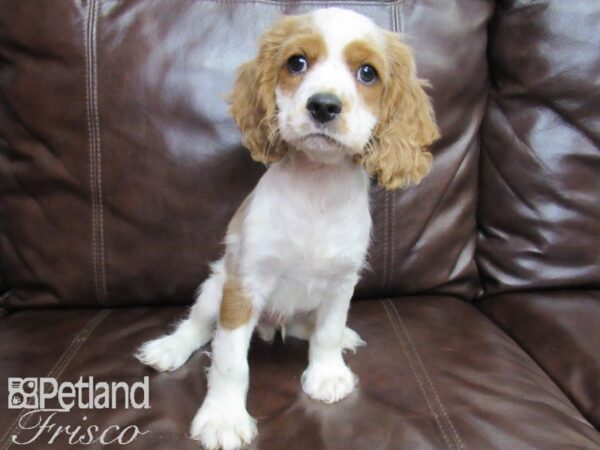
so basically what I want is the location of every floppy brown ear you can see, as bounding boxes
[228,19,295,164]
[362,33,439,190]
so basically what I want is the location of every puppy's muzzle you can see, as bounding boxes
[306,93,342,124]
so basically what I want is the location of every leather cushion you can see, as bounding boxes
[0,0,492,309]
[1,296,598,449]
[480,290,600,430]
[477,0,600,294]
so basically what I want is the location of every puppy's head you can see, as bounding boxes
[229,8,439,189]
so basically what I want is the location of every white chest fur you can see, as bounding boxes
[234,152,372,317]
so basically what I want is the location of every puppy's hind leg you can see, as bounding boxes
[136,259,225,372]
[286,314,366,353]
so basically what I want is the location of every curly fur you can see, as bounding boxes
[227,17,306,164]
[360,32,439,189]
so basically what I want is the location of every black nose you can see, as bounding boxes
[306,93,342,124]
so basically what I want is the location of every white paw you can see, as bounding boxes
[135,334,195,372]
[190,401,257,450]
[302,363,357,404]
[342,327,366,353]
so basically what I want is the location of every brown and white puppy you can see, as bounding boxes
[137,8,438,450]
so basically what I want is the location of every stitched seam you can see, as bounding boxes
[379,3,397,292]
[85,0,108,305]
[389,300,465,449]
[388,193,396,293]
[398,0,404,34]
[92,0,108,304]
[382,300,454,449]
[386,0,400,294]
[381,190,390,290]
[2,310,111,449]
[85,0,101,305]
[1,310,111,450]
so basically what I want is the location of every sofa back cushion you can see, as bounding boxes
[0,0,492,309]
[478,0,600,295]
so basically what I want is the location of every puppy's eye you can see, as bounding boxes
[287,55,308,74]
[357,64,378,85]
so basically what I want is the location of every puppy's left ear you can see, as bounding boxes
[361,33,439,190]
[228,18,295,164]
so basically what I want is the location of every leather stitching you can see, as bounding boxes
[0,310,111,450]
[388,192,396,293]
[388,299,466,449]
[382,189,390,290]
[92,0,108,304]
[386,0,400,295]
[382,299,455,449]
[85,0,100,305]
[378,3,396,293]
[85,0,108,305]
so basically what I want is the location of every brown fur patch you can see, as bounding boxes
[220,277,253,330]
[358,32,440,190]
[343,39,386,113]
[228,14,324,164]
[278,32,327,94]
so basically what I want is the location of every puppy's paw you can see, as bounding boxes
[135,334,196,372]
[342,327,366,353]
[190,402,257,450]
[301,362,357,404]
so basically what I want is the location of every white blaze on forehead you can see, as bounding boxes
[275,8,382,157]
[298,8,384,96]
[309,8,383,54]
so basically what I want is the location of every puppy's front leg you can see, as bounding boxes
[190,278,259,450]
[302,278,359,404]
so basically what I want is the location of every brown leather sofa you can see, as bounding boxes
[0,1,598,449]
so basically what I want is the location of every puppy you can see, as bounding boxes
[137,7,438,450]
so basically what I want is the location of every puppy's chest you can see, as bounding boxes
[242,160,372,281]
[255,211,368,316]
[247,200,370,278]
[279,217,358,272]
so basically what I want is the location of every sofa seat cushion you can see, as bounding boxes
[1,296,598,449]
[480,290,600,430]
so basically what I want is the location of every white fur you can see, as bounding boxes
[277,9,381,162]
[136,8,382,450]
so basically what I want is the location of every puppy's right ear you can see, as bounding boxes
[228,18,297,164]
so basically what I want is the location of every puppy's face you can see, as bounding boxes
[230,8,439,189]
[274,10,383,163]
